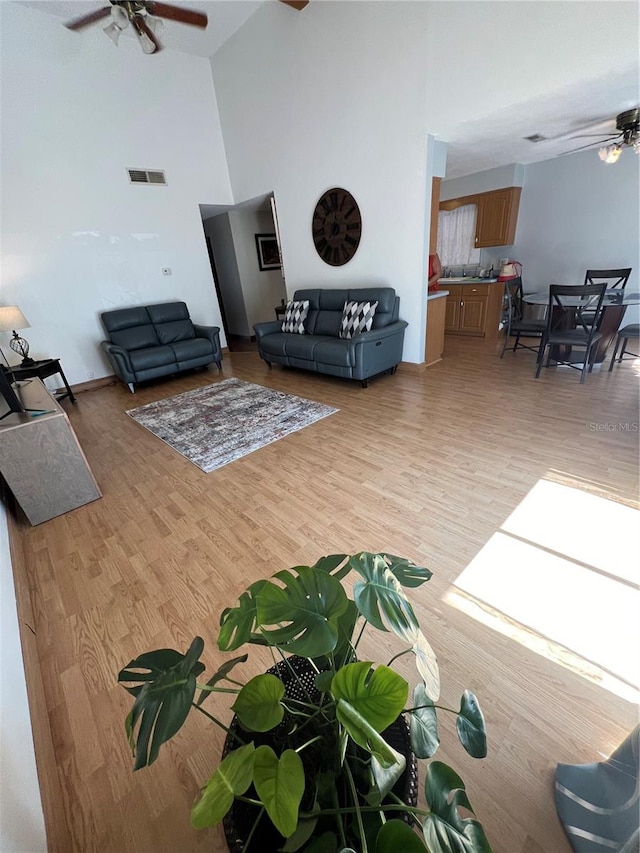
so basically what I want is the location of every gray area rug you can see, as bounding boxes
[126,378,338,473]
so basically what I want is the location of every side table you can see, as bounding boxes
[9,358,76,403]
[275,305,287,321]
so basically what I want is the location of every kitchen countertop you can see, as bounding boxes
[427,290,448,300]
[438,278,499,284]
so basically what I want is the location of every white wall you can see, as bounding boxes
[0,506,47,853]
[0,3,231,384]
[514,147,640,322]
[228,210,286,329]
[211,1,433,363]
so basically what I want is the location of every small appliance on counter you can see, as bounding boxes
[498,260,523,282]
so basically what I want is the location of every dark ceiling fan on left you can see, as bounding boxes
[64,1,208,55]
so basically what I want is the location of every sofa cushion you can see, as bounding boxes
[129,345,176,371]
[314,311,342,337]
[281,300,309,334]
[339,300,378,339]
[313,339,355,367]
[259,332,290,357]
[156,320,196,344]
[146,301,191,324]
[110,324,159,351]
[169,338,214,361]
[283,334,325,360]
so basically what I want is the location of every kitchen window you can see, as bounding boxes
[437,204,481,267]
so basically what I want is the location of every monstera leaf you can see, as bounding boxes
[196,654,248,706]
[312,554,352,580]
[253,745,305,838]
[218,580,268,651]
[409,683,440,759]
[255,566,349,657]
[335,699,404,770]
[412,631,440,701]
[232,673,285,732]
[380,553,433,589]
[330,662,408,732]
[376,820,427,852]
[456,691,487,759]
[422,762,493,853]
[118,636,205,769]
[349,553,419,641]
[191,742,255,829]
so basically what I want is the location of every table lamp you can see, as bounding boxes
[0,305,34,366]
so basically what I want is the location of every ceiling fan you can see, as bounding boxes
[562,108,640,162]
[64,1,208,55]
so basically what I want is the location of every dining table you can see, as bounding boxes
[523,288,639,364]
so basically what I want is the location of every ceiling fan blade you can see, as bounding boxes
[560,138,618,155]
[145,2,208,27]
[64,6,111,30]
[280,1,310,9]
[569,132,622,139]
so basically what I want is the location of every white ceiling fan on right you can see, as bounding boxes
[563,107,639,163]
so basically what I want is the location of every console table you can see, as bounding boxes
[0,379,100,525]
[9,358,76,403]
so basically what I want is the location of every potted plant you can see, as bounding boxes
[118,552,492,853]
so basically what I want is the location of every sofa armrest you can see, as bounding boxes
[254,320,282,342]
[101,341,134,382]
[193,324,222,358]
[347,320,408,350]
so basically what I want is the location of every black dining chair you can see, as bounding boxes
[584,268,632,290]
[500,277,547,358]
[535,283,607,384]
[608,324,640,370]
[581,268,632,326]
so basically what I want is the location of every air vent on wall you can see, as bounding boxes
[127,168,167,185]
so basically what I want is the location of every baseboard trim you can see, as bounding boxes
[398,361,427,374]
[6,500,73,852]
[66,375,118,395]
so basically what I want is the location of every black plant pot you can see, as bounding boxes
[222,656,419,853]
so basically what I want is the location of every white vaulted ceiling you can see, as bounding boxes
[15,1,640,178]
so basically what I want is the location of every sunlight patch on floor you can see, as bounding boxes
[444,479,640,703]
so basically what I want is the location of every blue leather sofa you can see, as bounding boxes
[254,287,407,387]
[100,301,222,392]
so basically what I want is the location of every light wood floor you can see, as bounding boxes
[9,336,639,853]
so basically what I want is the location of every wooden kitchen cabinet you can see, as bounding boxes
[475,187,521,248]
[440,186,521,248]
[443,282,503,338]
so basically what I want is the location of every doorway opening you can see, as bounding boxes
[199,194,287,353]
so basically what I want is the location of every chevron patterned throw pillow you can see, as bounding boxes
[281,300,310,334]
[339,300,378,339]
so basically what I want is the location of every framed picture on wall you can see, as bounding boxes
[255,233,281,271]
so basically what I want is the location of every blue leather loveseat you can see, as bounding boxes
[254,287,407,387]
[100,301,222,392]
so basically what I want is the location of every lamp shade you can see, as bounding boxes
[0,306,30,332]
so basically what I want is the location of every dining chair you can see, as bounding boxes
[535,283,607,384]
[584,268,632,290]
[500,277,547,357]
[608,324,640,370]
[581,268,632,327]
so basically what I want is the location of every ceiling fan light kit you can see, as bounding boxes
[65,1,207,55]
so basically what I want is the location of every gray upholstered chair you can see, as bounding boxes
[101,301,222,392]
[608,324,640,370]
